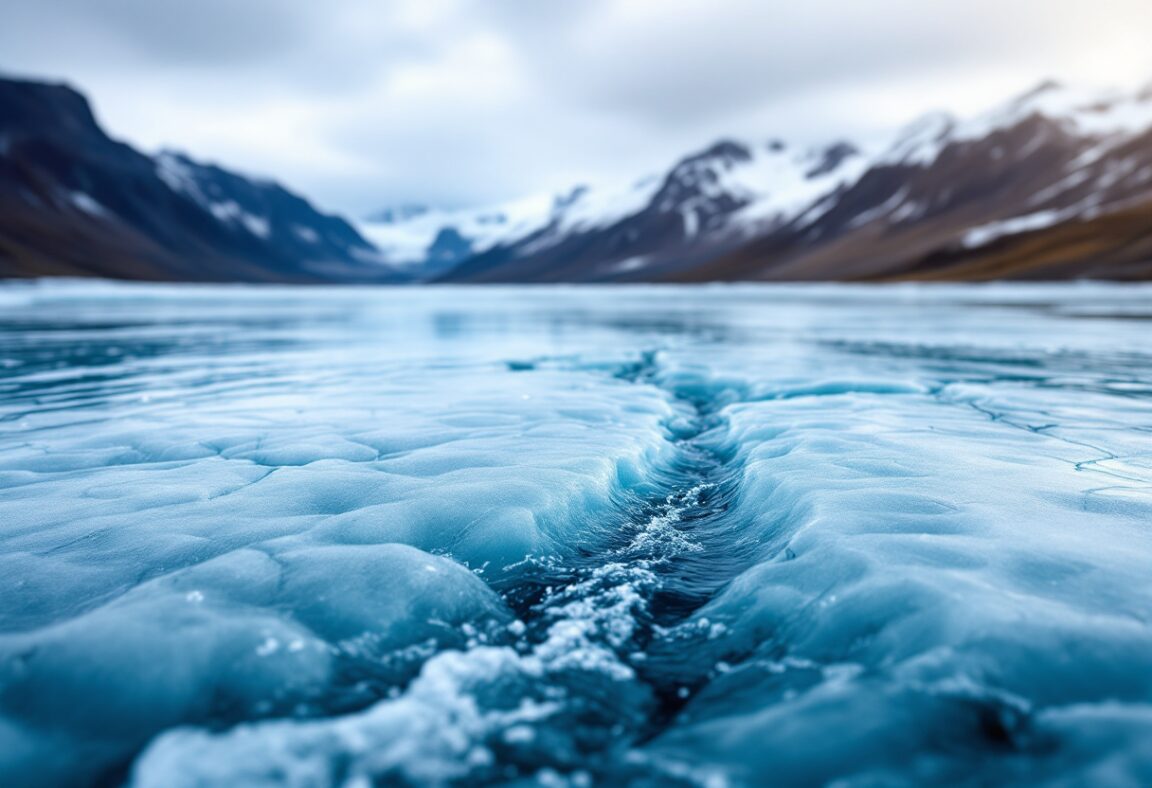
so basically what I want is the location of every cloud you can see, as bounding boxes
[1,0,1150,215]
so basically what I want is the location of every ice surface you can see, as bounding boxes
[1,282,1151,785]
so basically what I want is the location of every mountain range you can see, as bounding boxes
[2,74,1150,282]
[0,77,401,282]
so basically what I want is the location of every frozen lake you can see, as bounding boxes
[1,281,1151,786]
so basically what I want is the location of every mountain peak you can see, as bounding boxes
[1011,79,1065,106]
[880,111,957,166]
[679,140,755,168]
[985,80,1152,140]
[0,76,107,145]
[805,141,860,178]
[552,185,590,213]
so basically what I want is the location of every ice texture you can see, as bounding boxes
[1,282,1151,786]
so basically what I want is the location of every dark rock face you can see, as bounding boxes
[0,77,401,282]
[425,227,473,272]
[804,142,860,179]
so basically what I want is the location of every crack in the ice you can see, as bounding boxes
[457,348,762,780]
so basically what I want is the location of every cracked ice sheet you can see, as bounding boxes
[0,282,1150,785]
[0,285,686,782]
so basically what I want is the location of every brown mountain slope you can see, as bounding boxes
[883,201,1152,281]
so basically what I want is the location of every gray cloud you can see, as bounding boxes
[3,0,307,70]
[2,0,1150,215]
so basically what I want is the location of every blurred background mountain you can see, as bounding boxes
[1,75,1150,282]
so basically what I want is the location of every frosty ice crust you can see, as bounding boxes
[0,283,1149,784]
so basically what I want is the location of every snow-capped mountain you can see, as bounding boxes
[366,80,1151,282]
[3,74,1149,283]
[0,76,402,282]
[358,193,555,275]
[362,137,867,281]
[706,80,1152,281]
[358,170,676,275]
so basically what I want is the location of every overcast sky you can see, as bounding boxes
[3,0,1150,216]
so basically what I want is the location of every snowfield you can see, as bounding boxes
[1,282,1151,786]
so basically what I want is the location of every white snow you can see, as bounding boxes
[155,152,272,239]
[204,200,270,238]
[1047,88,1152,138]
[846,187,909,229]
[878,112,957,167]
[154,151,202,198]
[358,192,554,266]
[292,225,320,244]
[549,175,662,236]
[680,207,700,238]
[888,199,925,224]
[1028,169,1094,205]
[609,256,649,273]
[714,142,870,233]
[67,191,108,218]
[962,209,1065,247]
